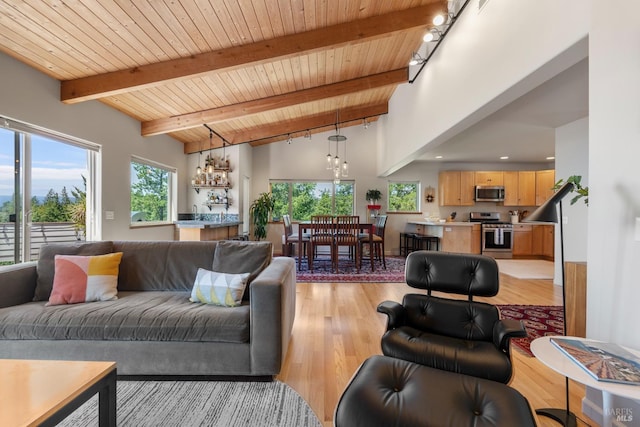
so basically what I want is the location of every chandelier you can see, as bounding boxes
[326,111,348,184]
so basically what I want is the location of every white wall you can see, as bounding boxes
[555,117,589,263]
[378,0,590,176]
[588,2,640,348]
[0,53,187,241]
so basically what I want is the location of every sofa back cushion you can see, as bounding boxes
[211,240,272,300]
[114,241,218,291]
[34,241,115,301]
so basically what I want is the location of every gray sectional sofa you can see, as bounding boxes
[0,240,296,377]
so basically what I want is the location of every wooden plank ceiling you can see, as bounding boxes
[0,0,447,153]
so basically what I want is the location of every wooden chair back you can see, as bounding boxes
[310,215,334,244]
[283,214,293,237]
[335,215,359,244]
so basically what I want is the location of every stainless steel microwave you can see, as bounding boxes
[475,185,505,202]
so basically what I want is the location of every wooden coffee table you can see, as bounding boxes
[0,359,116,427]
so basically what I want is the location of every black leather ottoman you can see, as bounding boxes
[335,355,537,427]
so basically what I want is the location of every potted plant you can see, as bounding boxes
[249,192,275,240]
[553,175,589,205]
[366,189,382,205]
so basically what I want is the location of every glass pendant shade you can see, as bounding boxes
[341,161,349,177]
[207,163,214,174]
[196,165,202,175]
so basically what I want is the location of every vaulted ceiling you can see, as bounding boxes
[0,0,449,153]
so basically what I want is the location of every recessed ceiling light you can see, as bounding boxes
[500,156,509,160]
[546,156,555,160]
[435,155,443,159]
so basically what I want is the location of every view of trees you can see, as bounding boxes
[271,181,354,221]
[0,178,86,227]
[388,182,419,212]
[130,162,169,222]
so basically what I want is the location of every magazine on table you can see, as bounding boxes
[551,338,640,385]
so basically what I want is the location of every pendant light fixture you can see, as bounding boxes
[342,137,349,178]
[221,137,227,180]
[206,130,214,174]
[328,110,346,184]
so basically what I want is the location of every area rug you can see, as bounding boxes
[498,305,564,357]
[57,380,321,427]
[496,259,554,279]
[295,255,405,282]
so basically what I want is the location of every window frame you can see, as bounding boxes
[387,180,421,213]
[269,179,355,222]
[129,156,177,227]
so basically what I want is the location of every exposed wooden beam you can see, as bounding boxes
[60,1,445,104]
[182,103,388,154]
[144,69,406,136]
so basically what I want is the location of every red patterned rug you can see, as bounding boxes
[498,305,564,357]
[294,255,405,283]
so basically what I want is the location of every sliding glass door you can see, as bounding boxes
[0,119,99,265]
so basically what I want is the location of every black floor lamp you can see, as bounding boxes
[523,181,577,427]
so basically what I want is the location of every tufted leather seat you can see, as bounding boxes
[334,355,537,427]
[378,251,526,383]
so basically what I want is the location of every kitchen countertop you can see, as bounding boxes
[408,221,479,227]
[174,220,241,229]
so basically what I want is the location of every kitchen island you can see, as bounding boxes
[407,221,481,254]
[174,220,241,241]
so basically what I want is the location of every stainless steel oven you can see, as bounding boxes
[481,223,513,259]
[470,212,514,259]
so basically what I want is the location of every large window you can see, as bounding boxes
[0,116,99,265]
[271,180,354,221]
[388,181,420,212]
[130,157,176,225]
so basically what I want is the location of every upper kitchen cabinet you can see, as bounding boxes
[439,171,475,206]
[535,169,556,206]
[474,171,504,186]
[503,171,536,206]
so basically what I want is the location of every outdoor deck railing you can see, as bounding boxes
[0,222,84,264]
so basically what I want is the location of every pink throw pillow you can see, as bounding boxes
[47,252,123,306]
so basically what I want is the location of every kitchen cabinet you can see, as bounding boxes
[440,223,481,254]
[532,224,554,260]
[535,169,555,206]
[503,171,536,206]
[176,223,240,241]
[439,171,475,206]
[512,224,533,256]
[474,171,504,186]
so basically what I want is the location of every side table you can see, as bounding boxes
[531,336,640,427]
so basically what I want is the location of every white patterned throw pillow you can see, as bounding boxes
[190,268,250,307]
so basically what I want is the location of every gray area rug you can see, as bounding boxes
[58,380,322,427]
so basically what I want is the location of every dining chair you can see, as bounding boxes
[307,215,335,272]
[359,214,387,271]
[334,215,360,273]
[282,214,309,271]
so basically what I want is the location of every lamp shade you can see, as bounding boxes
[523,182,574,224]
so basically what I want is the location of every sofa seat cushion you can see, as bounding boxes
[0,291,249,343]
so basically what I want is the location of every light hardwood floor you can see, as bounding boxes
[277,273,596,427]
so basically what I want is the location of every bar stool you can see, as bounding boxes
[413,234,440,251]
[399,232,416,257]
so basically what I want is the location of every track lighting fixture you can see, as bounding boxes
[409,51,427,66]
[422,28,442,43]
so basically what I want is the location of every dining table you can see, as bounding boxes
[297,221,374,272]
